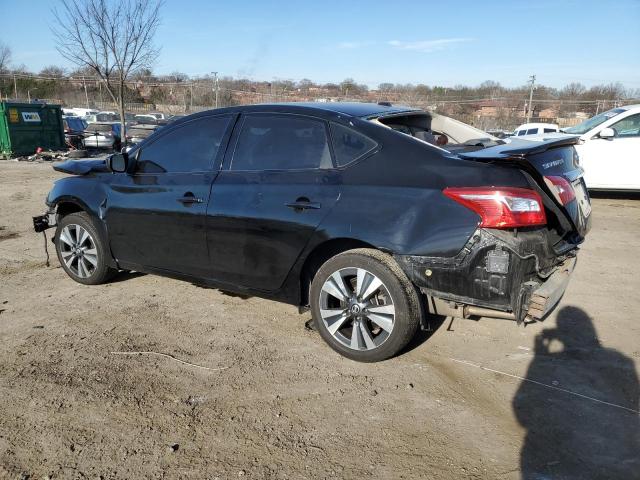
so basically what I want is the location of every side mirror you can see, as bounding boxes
[598,127,615,139]
[106,152,128,173]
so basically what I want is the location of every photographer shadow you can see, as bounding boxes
[513,306,640,479]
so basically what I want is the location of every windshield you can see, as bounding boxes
[564,108,626,135]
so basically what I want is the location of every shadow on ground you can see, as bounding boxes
[514,306,640,479]
[399,313,447,355]
[110,271,147,283]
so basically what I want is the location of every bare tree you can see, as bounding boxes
[40,65,67,78]
[52,0,162,144]
[0,42,11,73]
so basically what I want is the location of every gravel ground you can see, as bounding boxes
[0,161,638,480]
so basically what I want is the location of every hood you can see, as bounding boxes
[53,159,109,175]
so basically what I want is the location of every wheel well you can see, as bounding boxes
[55,201,84,218]
[299,238,376,306]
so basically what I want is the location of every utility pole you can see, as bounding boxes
[83,76,90,109]
[526,74,536,123]
[211,71,219,108]
[13,74,17,99]
[189,82,193,111]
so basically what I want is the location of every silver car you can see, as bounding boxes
[83,123,120,150]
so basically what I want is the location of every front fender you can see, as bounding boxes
[45,177,117,268]
[47,176,106,219]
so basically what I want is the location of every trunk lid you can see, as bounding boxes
[459,135,591,239]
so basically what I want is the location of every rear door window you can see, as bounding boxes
[526,128,538,135]
[136,115,231,174]
[231,114,332,170]
[543,128,556,133]
[330,123,377,167]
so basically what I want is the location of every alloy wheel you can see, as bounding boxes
[58,224,98,279]
[319,267,395,351]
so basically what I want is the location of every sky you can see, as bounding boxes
[1,0,639,89]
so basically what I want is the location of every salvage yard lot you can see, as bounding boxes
[0,161,638,479]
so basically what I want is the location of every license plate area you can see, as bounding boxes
[573,179,591,218]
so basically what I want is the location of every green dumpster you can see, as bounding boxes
[0,102,66,158]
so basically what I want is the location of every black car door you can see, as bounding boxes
[206,113,340,291]
[104,114,234,278]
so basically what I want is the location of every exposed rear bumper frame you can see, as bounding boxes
[422,256,577,323]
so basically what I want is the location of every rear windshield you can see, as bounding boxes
[86,124,113,132]
[97,113,118,122]
[564,108,626,135]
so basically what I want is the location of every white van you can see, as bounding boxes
[63,107,100,118]
[512,123,559,136]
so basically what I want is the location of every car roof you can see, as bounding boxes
[620,104,640,111]
[270,102,418,118]
[174,102,420,126]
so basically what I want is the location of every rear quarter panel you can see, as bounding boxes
[315,119,531,257]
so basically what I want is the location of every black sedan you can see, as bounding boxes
[34,103,591,361]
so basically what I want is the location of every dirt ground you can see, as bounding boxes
[0,160,639,480]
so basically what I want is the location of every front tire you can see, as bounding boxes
[55,212,116,285]
[310,248,422,362]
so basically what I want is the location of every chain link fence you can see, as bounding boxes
[1,73,636,131]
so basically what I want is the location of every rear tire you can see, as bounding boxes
[55,212,116,285]
[310,248,422,362]
[67,149,88,159]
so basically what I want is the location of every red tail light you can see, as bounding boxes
[544,175,575,205]
[443,187,546,228]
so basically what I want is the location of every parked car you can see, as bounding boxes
[63,108,99,118]
[512,123,559,136]
[562,105,640,191]
[124,112,137,124]
[167,114,186,123]
[62,117,88,149]
[125,124,160,148]
[486,128,511,139]
[134,114,159,125]
[82,122,121,151]
[84,112,120,124]
[34,103,591,362]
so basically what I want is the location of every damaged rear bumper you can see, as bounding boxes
[395,228,579,323]
[526,257,576,320]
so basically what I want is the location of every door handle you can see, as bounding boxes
[178,192,203,204]
[285,197,321,210]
